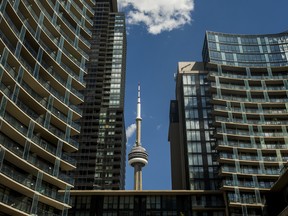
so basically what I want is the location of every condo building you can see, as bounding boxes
[0,0,93,215]
[72,0,127,190]
[169,31,288,215]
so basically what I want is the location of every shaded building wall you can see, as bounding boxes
[72,0,127,190]
[169,62,220,191]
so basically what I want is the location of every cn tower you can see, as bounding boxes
[128,84,148,190]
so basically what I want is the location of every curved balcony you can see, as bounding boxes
[228,195,265,208]
[0,191,31,215]
[209,71,288,82]
[56,0,92,36]
[212,94,288,105]
[216,128,286,141]
[69,0,93,26]
[1,67,81,144]
[214,116,288,129]
[213,105,288,116]
[21,0,89,62]
[222,179,273,190]
[216,140,288,152]
[220,166,280,177]
[2,7,85,108]
[1,136,74,188]
[0,163,69,209]
[0,89,78,153]
[211,82,287,93]
[218,153,281,166]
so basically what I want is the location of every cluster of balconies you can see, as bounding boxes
[207,63,288,212]
[0,0,93,215]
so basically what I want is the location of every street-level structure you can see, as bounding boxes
[67,190,226,215]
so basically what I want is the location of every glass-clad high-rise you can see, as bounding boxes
[0,0,93,215]
[170,31,288,215]
[72,0,127,190]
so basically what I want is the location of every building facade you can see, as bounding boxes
[72,0,127,190]
[0,0,93,215]
[169,31,288,215]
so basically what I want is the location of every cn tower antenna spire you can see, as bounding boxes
[128,83,148,190]
[136,83,142,146]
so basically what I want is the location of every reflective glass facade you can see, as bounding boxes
[72,0,127,190]
[203,31,288,67]
[0,0,93,215]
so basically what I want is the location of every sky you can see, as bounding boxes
[119,0,288,190]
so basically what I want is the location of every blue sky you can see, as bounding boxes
[121,0,288,190]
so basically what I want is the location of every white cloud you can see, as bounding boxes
[120,0,195,35]
[126,123,136,140]
[156,124,162,130]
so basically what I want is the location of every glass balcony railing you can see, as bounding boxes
[62,46,82,67]
[32,0,89,59]
[58,0,92,35]
[0,191,31,213]
[69,0,93,26]
[0,133,74,186]
[60,62,86,91]
[81,0,94,14]
[3,11,20,36]
[50,106,81,132]
[3,64,81,133]
[213,105,288,115]
[217,128,286,138]
[221,166,280,176]
[211,83,287,91]
[213,94,288,103]
[0,29,16,53]
[0,108,76,167]
[219,153,279,162]
[217,140,288,150]
[22,0,40,20]
[222,179,273,189]
[215,116,288,126]
[228,194,265,205]
[209,71,288,81]
[1,163,37,190]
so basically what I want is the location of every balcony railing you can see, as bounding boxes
[213,105,288,115]
[0,191,31,214]
[217,140,288,150]
[209,71,288,81]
